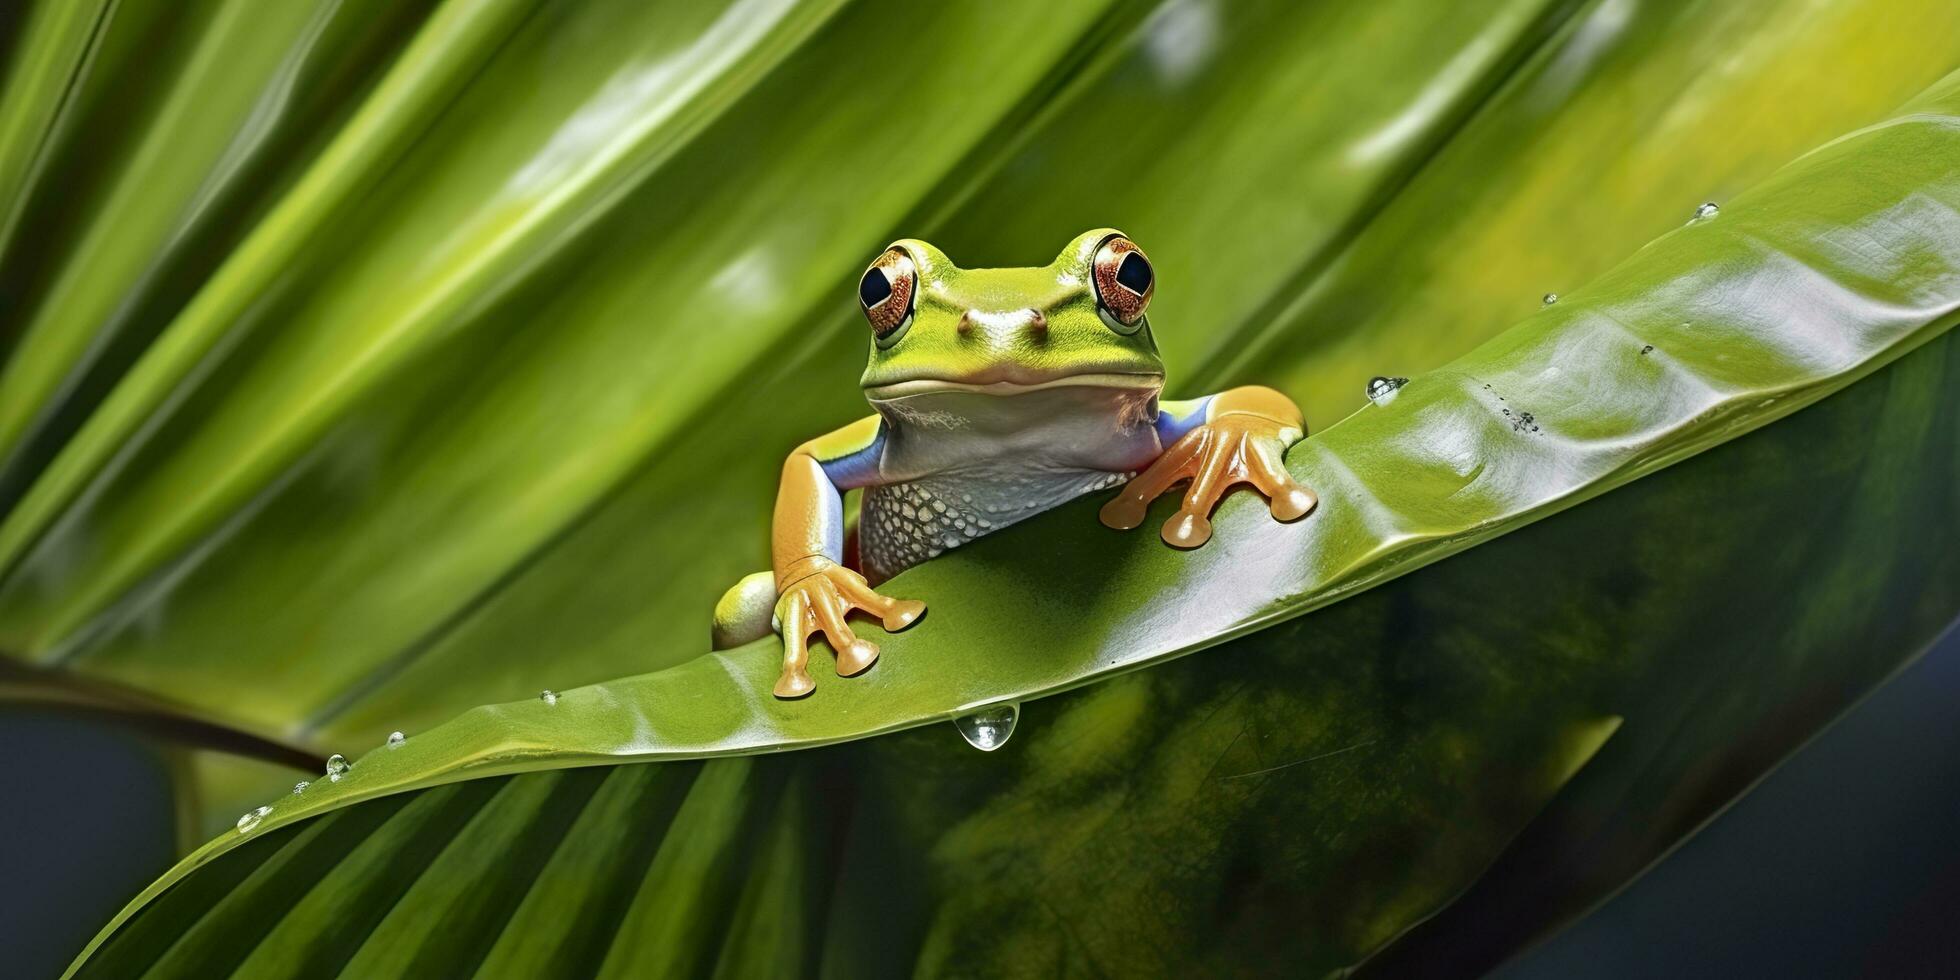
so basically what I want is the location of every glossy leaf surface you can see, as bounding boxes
[70,329,1958,977]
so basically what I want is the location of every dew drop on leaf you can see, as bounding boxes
[1693,201,1720,221]
[236,806,271,834]
[387,731,405,748]
[1366,376,1409,403]
[540,690,559,706]
[292,781,309,795]
[325,754,350,782]
[955,703,1020,751]
[1542,292,1559,306]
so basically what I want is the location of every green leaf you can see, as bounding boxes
[67,69,1960,974]
[7,0,1960,762]
[68,332,1958,976]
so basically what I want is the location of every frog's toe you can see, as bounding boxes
[772,594,819,700]
[836,573,925,633]
[1102,434,1205,533]
[1246,438,1317,523]
[1099,495,1149,530]
[809,587,882,677]
[1270,485,1317,522]
[881,598,927,632]
[1163,509,1213,548]
[836,638,880,676]
[774,667,816,699]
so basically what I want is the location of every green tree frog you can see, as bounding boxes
[715,229,1316,698]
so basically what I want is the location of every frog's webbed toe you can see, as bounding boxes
[1246,434,1317,520]
[1098,435,1203,532]
[837,570,926,633]
[770,591,818,698]
[1162,509,1214,549]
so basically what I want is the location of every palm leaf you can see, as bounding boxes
[67,335,1957,976]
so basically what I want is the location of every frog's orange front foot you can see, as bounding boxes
[771,559,925,698]
[1101,395,1316,548]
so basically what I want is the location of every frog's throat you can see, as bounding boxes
[863,371,1164,402]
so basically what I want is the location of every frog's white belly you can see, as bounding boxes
[858,466,1131,583]
[856,378,1164,583]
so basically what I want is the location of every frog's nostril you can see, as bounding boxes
[958,308,1046,337]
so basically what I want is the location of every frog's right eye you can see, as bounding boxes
[1091,235,1153,333]
[859,247,916,345]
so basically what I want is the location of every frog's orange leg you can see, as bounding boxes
[764,416,926,698]
[1100,385,1316,548]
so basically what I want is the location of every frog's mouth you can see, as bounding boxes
[865,371,1163,401]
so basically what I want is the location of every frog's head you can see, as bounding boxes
[855,229,1166,405]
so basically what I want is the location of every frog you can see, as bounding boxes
[713,229,1317,698]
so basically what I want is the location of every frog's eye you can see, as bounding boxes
[1091,236,1153,333]
[859,247,917,345]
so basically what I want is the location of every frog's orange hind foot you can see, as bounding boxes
[1100,411,1316,549]
[771,561,926,698]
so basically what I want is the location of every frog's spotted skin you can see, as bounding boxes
[712,229,1318,698]
[860,469,1130,582]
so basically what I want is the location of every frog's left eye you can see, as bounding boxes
[1092,236,1153,333]
[859,247,917,346]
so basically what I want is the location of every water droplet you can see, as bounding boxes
[1693,201,1719,221]
[954,703,1020,751]
[1365,376,1409,403]
[1541,292,1559,306]
[236,806,271,834]
[387,731,405,748]
[540,689,559,705]
[325,754,350,782]
[292,781,309,795]
[1640,344,1654,356]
